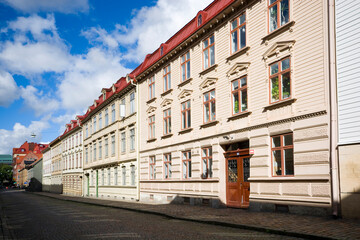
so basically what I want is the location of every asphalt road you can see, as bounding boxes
[0,190,303,240]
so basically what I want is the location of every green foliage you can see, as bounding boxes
[0,164,13,184]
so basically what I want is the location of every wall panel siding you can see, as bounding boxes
[336,0,360,144]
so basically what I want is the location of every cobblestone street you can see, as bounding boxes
[0,190,304,240]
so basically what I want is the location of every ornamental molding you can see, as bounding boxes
[226,62,250,77]
[199,77,217,90]
[146,106,157,114]
[160,98,173,108]
[263,40,295,60]
[178,89,193,100]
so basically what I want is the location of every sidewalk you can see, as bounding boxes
[33,192,360,240]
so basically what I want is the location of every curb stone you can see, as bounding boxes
[30,192,336,240]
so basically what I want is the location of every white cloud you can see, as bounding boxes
[0,71,19,107]
[1,0,89,14]
[113,0,213,62]
[20,85,60,116]
[81,27,119,49]
[0,120,49,154]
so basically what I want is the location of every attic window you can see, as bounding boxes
[103,93,106,101]
[21,149,24,152]
[160,46,164,56]
[198,14,202,26]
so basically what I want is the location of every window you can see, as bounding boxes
[114,167,118,185]
[93,117,96,132]
[149,115,155,139]
[111,104,115,122]
[271,133,294,176]
[130,128,135,151]
[98,141,102,159]
[149,76,155,99]
[149,156,156,180]
[93,143,97,161]
[122,166,126,185]
[203,90,216,123]
[80,132,82,143]
[120,98,126,117]
[269,57,291,103]
[163,109,171,135]
[198,14,202,26]
[79,153,82,168]
[131,165,135,186]
[85,148,88,164]
[107,168,110,185]
[164,153,172,179]
[160,46,164,56]
[163,65,171,92]
[76,154,78,168]
[268,0,289,32]
[105,138,108,157]
[121,132,126,153]
[90,145,92,162]
[231,12,246,54]
[232,76,248,114]
[181,100,191,130]
[86,125,88,138]
[99,113,102,129]
[76,134,78,145]
[203,35,215,69]
[130,92,135,114]
[181,52,191,82]
[202,147,213,178]
[105,108,109,126]
[111,135,115,155]
[91,171,93,186]
[182,151,191,179]
[101,169,104,185]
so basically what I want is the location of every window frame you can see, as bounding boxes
[111,135,115,156]
[130,92,135,114]
[231,76,248,115]
[202,34,215,70]
[130,128,135,151]
[181,100,191,130]
[271,132,294,177]
[105,138,109,157]
[105,108,109,126]
[148,76,155,100]
[131,165,135,186]
[180,51,191,82]
[163,109,171,135]
[203,90,216,124]
[230,12,246,54]
[149,156,156,180]
[99,112,102,129]
[148,115,155,139]
[122,166,126,185]
[111,103,115,123]
[269,57,291,104]
[268,0,290,33]
[121,131,126,153]
[163,153,172,179]
[163,65,171,92]
[98,141,102,159]
[93,117,96,132]
[202,147,213,178]
[182,151,192,179]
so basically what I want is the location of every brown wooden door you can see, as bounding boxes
[226,156,250,208]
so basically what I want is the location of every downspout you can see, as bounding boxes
[130,77,140,201]
[328,0,341,217]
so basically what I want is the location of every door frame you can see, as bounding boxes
[224,149,250,208]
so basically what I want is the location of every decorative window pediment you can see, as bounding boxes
[178,89,193,100]
[146,106,157,114]
[226,62,250,77]
[93,100,97,107]
[263,40,295,60]
[199,77,217,90]
[112,84,116,92]
[160,98,173,108]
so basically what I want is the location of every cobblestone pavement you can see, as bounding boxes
[0,190,303,240]
[29,191,360,240]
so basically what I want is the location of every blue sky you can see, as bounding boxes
[0,0,212,154]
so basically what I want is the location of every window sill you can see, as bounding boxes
[161,133,173,139]
[263,98,296,111]
[147,138,157,143]
[248,176,329,182]
[199,64,218,76]
[226,46,250,62]
[160,88,173,97]
[147,98,156,104]
[177,78,192,88]
[178,128,193,134]
[200,120,219,129]
[227,111,251,121]
[262,21,295,42]
[121,112,136,121]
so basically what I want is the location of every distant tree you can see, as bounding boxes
[0,164,13,185]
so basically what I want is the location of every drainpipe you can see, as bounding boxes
[328,0,341,217]
[130,76,140,201]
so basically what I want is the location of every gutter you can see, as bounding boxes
[130,77,141,201]
[328,0,341,217]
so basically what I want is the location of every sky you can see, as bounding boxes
[0,0,213,154]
